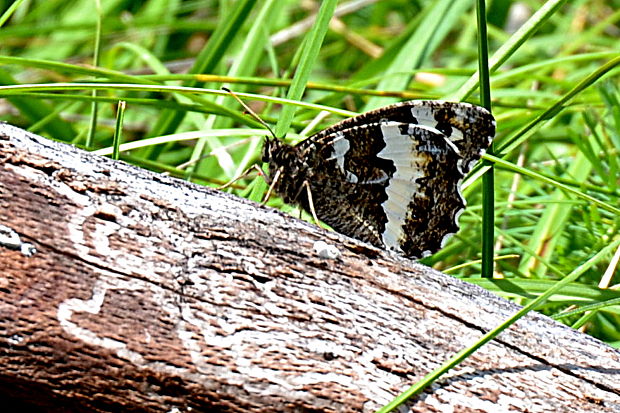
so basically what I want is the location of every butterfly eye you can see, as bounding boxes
[261,148,270,163]
[261,138,277,162]
[260,148,270,163]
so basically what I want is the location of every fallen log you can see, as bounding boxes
[1,122,619,412]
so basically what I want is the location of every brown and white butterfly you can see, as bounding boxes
[261,100,495,258]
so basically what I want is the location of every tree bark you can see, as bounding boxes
[1,122,619,413]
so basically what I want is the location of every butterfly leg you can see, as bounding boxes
[262,167,282,204]
[302,180,321,226]
[217,164,264,190]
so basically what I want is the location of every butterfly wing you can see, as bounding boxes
[266,101,495,258]
[304,100,495,174]
[299,121,465,258]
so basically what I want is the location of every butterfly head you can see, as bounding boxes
[261,137,301,168]
[261,136,279,163]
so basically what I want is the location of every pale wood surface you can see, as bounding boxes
[1,123,619,412]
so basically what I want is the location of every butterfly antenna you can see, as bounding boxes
[222,87,277,140]
[215,87,276,191]
[177,137,255,172]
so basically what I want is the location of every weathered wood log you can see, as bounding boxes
[1,122,619,413]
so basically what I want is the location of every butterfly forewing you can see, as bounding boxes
[306,100,495,174]
[263,100,495,258]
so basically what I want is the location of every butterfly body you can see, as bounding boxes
[261,101,495,258]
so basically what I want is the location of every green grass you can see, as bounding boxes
[1,0,619,408]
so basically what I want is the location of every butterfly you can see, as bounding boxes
[261,100,495,258]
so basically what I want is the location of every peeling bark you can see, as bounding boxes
[1,122,619,413]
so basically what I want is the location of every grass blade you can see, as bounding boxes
[0,68,76,138]
[112,101,126,161]
[377,238,620,412]
[190,0,283,179]
[518,152,593,276]
[148,0,258,137]
[364,0,470,110]
[0,0,26,27]
[483,152,620,215]
[497,55,620,155]
[452,0,569,101]
[274,0,338,138]
[85,0,102,149]
[476,0,494,278]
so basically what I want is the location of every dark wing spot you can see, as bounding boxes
[434,121,453,137]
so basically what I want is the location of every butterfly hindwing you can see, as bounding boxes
[303,121,464,257]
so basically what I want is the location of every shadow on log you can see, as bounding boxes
[1,123,619,412]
